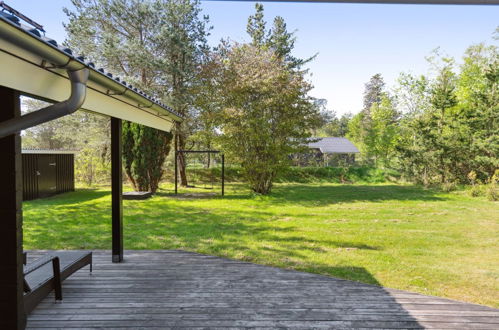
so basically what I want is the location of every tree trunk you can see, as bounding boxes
[206,148,211,169]
[175,122,188,187]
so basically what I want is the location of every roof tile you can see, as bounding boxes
[307,137,360,154]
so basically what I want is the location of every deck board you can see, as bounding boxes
[26,250,499,329]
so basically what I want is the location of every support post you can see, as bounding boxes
[111,117,123,263]
[221,154,225,197]
[0,87,26,329]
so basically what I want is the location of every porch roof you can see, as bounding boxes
[0,8,182,132]
[308,137,360,154]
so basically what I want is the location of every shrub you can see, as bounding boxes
[174,166,399,185]
[491,170,499,185]
[441,181,457,192]
[469,185,484,197]
[467,170,477,185]
[486,184,498,201]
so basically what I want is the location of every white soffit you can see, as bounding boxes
[0,18,180,132]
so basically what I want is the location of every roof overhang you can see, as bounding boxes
[0,17,182,132]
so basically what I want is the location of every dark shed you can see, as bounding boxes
[22,150,75,200]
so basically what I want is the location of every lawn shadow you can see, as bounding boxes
[23,189,109,206]
[24,187,385,251]
[223,184,445,206]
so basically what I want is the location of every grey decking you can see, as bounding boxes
[26,250,499,329]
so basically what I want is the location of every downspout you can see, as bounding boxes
[0,68,89,139]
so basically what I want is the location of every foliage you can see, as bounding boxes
[348,91,399,166]
[246,3,313,69]
[395,44,498,185]
[194,4,321,194]
[75,143,110,186]
[363,73,386,113]
[206,44,322,194]
[123,122,173,193]
[167,165,399,185]
[65,0,211,189]
[486,184,498,201]
[277,166,399,184]
[469,184,483,197]
[348,74,389,164]
[345,39,497,187]
[23,182,499,308]
[440,181,458,192]
[317,111,352,137]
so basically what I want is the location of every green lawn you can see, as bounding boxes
[23,182,498,308]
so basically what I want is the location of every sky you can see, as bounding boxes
[5,0,499,115]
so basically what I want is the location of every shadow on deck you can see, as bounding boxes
[26,250,499,329]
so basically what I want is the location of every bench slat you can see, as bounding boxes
[24,251,92,314]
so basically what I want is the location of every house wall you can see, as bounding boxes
[292,151,357,167]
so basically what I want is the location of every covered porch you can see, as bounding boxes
[26,250,499,329]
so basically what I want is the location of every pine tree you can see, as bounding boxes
[363,74,386,114]
[64,0,210,191]
[349,74,388,163]
[247,3,267,47]
[429,61,458,183]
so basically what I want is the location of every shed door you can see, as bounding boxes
[37,155,57,198]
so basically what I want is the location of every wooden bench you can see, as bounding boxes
[23,251,92,313]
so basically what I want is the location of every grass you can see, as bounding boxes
[23,182,499,308]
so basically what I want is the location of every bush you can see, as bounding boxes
[486,184,498,201]
[276,166,399,184]
[469,185,484,197]
[441,181,457,192]
[164,166,400,185]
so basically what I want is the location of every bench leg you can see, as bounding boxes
[52,257,62,301]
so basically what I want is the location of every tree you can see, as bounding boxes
[160,0,211,187]
[394,43,498,185]
[394,73,431,116]
[393,73,432,183]
[247,3,314,69]
[456,44,498,180]
[348,74,393,164]
[319,111,352,137]
[209,44,322,194]
[368,96,399,166]
[122,123,173,192]
[348,96,399,166]
[350,74,387,161]
[247,3,268,47]
[429,59,458,183]
[64,0,210,191]
[363,74,385,113]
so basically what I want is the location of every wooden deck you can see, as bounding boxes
[27,250,499,329]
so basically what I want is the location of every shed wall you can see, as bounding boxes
[22,153,74,201]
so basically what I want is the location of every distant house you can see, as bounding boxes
[294,137,360,167]
[307,137,360,154]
